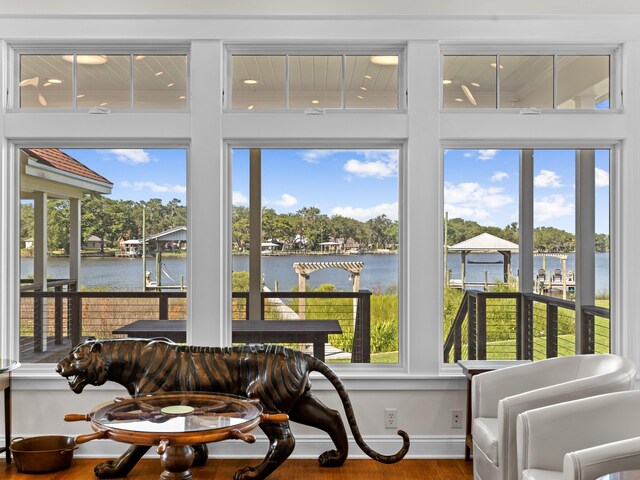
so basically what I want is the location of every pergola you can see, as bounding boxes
[20,148,112,351]
[448,233,519,285]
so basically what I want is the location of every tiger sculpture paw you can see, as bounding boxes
[57,339,410,480]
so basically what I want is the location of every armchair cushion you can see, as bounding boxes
[522,470,562,480]
[474,417,499,464]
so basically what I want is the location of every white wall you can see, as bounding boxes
[1,5,640,459]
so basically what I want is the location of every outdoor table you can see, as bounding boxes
[112,319,342,362]
[65,391,288,480]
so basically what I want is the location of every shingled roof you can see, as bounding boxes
[22,148,112,186]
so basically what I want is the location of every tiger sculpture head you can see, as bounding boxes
[56,338,110,393]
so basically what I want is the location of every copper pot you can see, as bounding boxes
[10,435,78,473]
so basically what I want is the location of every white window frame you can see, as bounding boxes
[438,140,620,373]
[224,43,407,113]
[224,140,408,375]
[439,43,622,112]
[10,43,191,112]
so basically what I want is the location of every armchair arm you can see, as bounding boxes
[563,437,640,480]
[517,391,640,479]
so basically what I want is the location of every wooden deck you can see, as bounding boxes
[19,335,88,364]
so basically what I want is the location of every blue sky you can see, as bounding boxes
[232,149,399,222]
[62,148,187,204]
[444,149,610,234]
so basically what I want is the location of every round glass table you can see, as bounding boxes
[66,392,287,480]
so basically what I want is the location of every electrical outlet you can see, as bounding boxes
[384,408,398,429]
[451,409,463,428]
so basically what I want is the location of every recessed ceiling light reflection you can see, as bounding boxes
[461,85,477,106]
[248,105,254,110]
[364,75,372,79]
[490,63,504,69]
[243,79,258,85]
[135,55,146,61]
[454,98,463,102]
[370,55,398,66]
[155,71,164,76]
[311,100,320,104]
[471,82,480,87]
[38,94,47,106]
[167,83,175,87]
[442,80,452,85]
[360,86,367,91]
[19,77,39,88]
[357,95,364,99]
[179,95,186,100]
[43,82,52,87]
[77,94,85,98]
[47,79,62,84]
[99,102,108,107]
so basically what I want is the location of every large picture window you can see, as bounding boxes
[231,148,400,364]
[19,148,187,363]
[443,148,610,363]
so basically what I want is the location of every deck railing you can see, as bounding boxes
[19,289,371,363]
[443,291,610,363]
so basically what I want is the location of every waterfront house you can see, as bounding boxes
[84,235,104,250]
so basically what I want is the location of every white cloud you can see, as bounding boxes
[105,149,152,165]
[491,171,509,182]
[344,159,397,178]
[331,202,398,222]
[120,181,186,194]
[271,193,297,207]
[232,191,248,205]
[478,149,498,160]
[595,167,609,187]
[444,182,513,222]
[463,152,474,158]
[534,169,563,188]
[534,194,574,221]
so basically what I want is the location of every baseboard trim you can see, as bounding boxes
[13,434,464,459]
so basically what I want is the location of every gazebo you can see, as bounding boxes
[20,148,113,352]
[448,232,519,286]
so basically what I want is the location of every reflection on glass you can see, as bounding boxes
[134,55,188,109]
[499,56,553,109]
[231,55,286,110]
[20,55,73,108]
[77,55,131,110]
[443,56,497,108]
[289,56,342,109]
[556,56,609,109]
[345,55,398,109]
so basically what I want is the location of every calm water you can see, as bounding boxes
[20,252,610,294]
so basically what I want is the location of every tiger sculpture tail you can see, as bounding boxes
[56,339,410,480]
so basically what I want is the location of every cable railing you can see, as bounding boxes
[444,291,610,363]
[19,289,372,364]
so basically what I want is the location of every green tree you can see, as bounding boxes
[20,202,34,244]
[47,200,70,252]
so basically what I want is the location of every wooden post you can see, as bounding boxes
[34,191,48,352]
[298,273,307,320]
[156,252,162,288]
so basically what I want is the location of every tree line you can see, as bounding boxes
[233,205,398,251]
[446,217,609,253]
[21,196,187,253]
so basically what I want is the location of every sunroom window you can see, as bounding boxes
[229,50,402,111]
[442,52,613,110]
[18,52,188,110]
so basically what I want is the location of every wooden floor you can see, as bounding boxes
[1,458,474,480]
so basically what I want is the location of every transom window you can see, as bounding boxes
[17,51,189,110]
[227,49,403,111]
[442,50,616,110]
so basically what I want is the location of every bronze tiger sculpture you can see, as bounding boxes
[56,338,410,479]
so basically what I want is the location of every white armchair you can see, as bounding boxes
[471,354,636,480]
[517,390,640,480]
